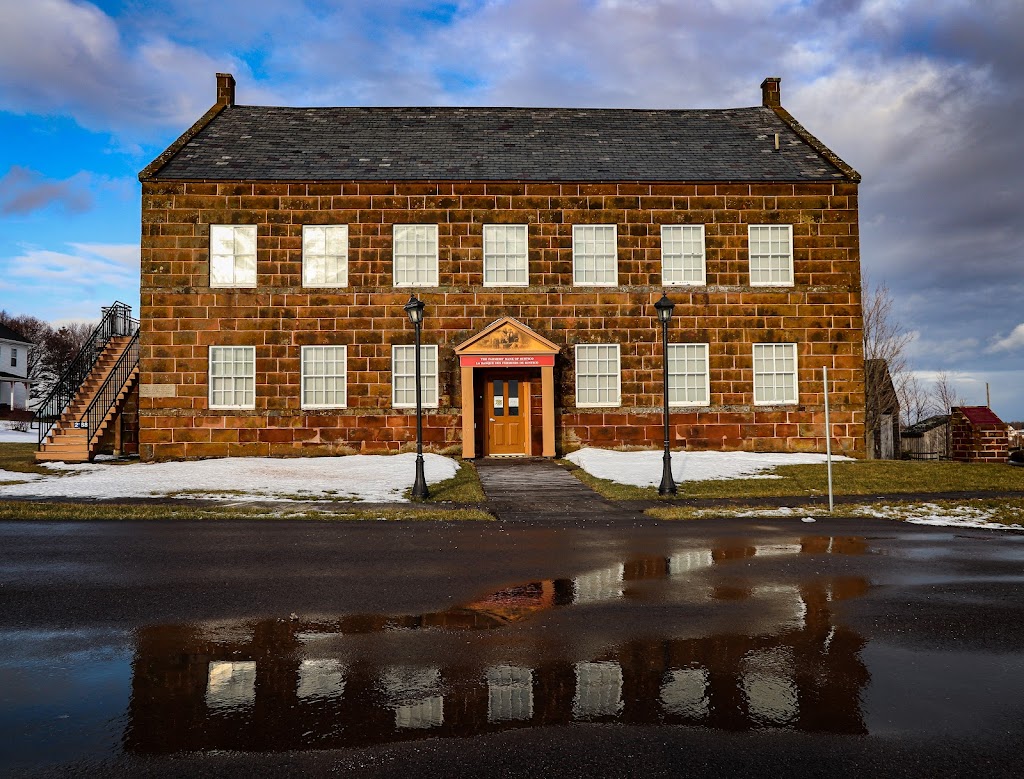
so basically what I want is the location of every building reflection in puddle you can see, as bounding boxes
[124,535,871,753]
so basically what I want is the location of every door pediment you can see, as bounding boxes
[454,317,560,356]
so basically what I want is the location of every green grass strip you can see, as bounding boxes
[568,459,1024,501]
[0,500,492,521]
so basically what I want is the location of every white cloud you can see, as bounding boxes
[2,242,139,321]
[0,0,241,135]
[987,324,1024,354]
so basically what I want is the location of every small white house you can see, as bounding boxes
[0,322,32,413]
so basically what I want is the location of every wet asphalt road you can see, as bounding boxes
[2,516,1024,778]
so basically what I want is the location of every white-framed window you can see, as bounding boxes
[575,344,621,407]
[483,224,529,286]
[302,225,348,287]
[752,343,798,405]
[661,225,706,286]
[392,345,439,409]
[668,344,710,406]
[748,225,793,286]
[209,224,257,288]
[10,348,17,368]
[572,225,618,286]
[301,345,347,409]
[393,225,439,287]
[209,346,256,409]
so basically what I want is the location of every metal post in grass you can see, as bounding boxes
[655,293,677,495]
[824,366,834,512]
[404,293,429,500]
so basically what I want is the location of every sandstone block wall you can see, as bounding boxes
[140,180,865,460]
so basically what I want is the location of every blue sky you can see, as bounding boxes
[1,0,1021,419]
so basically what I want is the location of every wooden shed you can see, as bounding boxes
[900,415,949,460]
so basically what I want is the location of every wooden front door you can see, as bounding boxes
[485,374,530,456]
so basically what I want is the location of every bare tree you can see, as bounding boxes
[861,275,918,427]
[0,312,96,409]
[899,373,936,425]
[932,371,967,415]
[0,311,53,410]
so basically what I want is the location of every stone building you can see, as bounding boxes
[137,74,865,461]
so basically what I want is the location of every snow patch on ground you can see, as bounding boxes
[0,453,459,503]
[0,426,36,443]
[860,503,1024,531]
[0,468,42,482]
[567,447,851,487]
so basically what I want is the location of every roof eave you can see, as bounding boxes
[139,101,229,182]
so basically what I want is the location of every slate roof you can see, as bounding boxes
[902,415,950,437]
[151,105,850,182]
[0,322,32,344]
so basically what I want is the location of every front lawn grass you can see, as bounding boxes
[0,500,492,521]
[416,460,486,503]
[0,443,51,475]
[568,459,1024,501]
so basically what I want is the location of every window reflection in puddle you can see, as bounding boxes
[125,535,873,753]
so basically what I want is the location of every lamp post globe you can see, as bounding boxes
[655,293,677,495]
[404,294,429,499]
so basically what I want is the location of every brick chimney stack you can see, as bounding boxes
[761,77,781,107]
[216,73,236,107]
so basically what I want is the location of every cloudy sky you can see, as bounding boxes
[0,0,1021,418]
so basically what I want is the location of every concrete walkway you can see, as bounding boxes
[475,458,631,521]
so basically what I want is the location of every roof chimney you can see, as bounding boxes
[216,73,236,107]
[760,76,781,108]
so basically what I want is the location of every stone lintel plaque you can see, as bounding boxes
[140,383,177,398]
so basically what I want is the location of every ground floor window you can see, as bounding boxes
[752,343,798,405]
[392,345,439,408]
[301,345,347,408]
[209,346,255,409]
[575,344,621,407]
[668,343,709,406]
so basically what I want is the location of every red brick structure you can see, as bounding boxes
[950,406,1009,463]
[137,74,865,461]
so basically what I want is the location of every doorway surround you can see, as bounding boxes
[454,317,560,459]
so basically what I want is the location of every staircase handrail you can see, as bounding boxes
[80,330,140,446]
[35,302,140,447]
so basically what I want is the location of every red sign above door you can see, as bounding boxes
[460,354,555,368]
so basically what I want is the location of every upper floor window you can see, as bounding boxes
[668,343,710,406]
[572,225,618,286]
[303,225,348,287]
[661,225,706,286]
[10,348,17,368]
[483,225,529,286]
[752,343,798,405]
[748,225,793,286]
[575,344,621,407]
[301,345,347,409]
[394,225,438,287]
[210,225,257,288]
[209,346,256,409]
[392,344,439,408]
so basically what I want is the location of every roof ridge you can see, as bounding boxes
[230,104,767,113]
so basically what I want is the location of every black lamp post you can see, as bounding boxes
[654,293,677,495]
[404,293,429,499]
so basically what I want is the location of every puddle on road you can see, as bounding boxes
[121,535,873,753]
[8,533,1022,766]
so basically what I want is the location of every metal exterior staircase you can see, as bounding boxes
[35,303,140,463]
